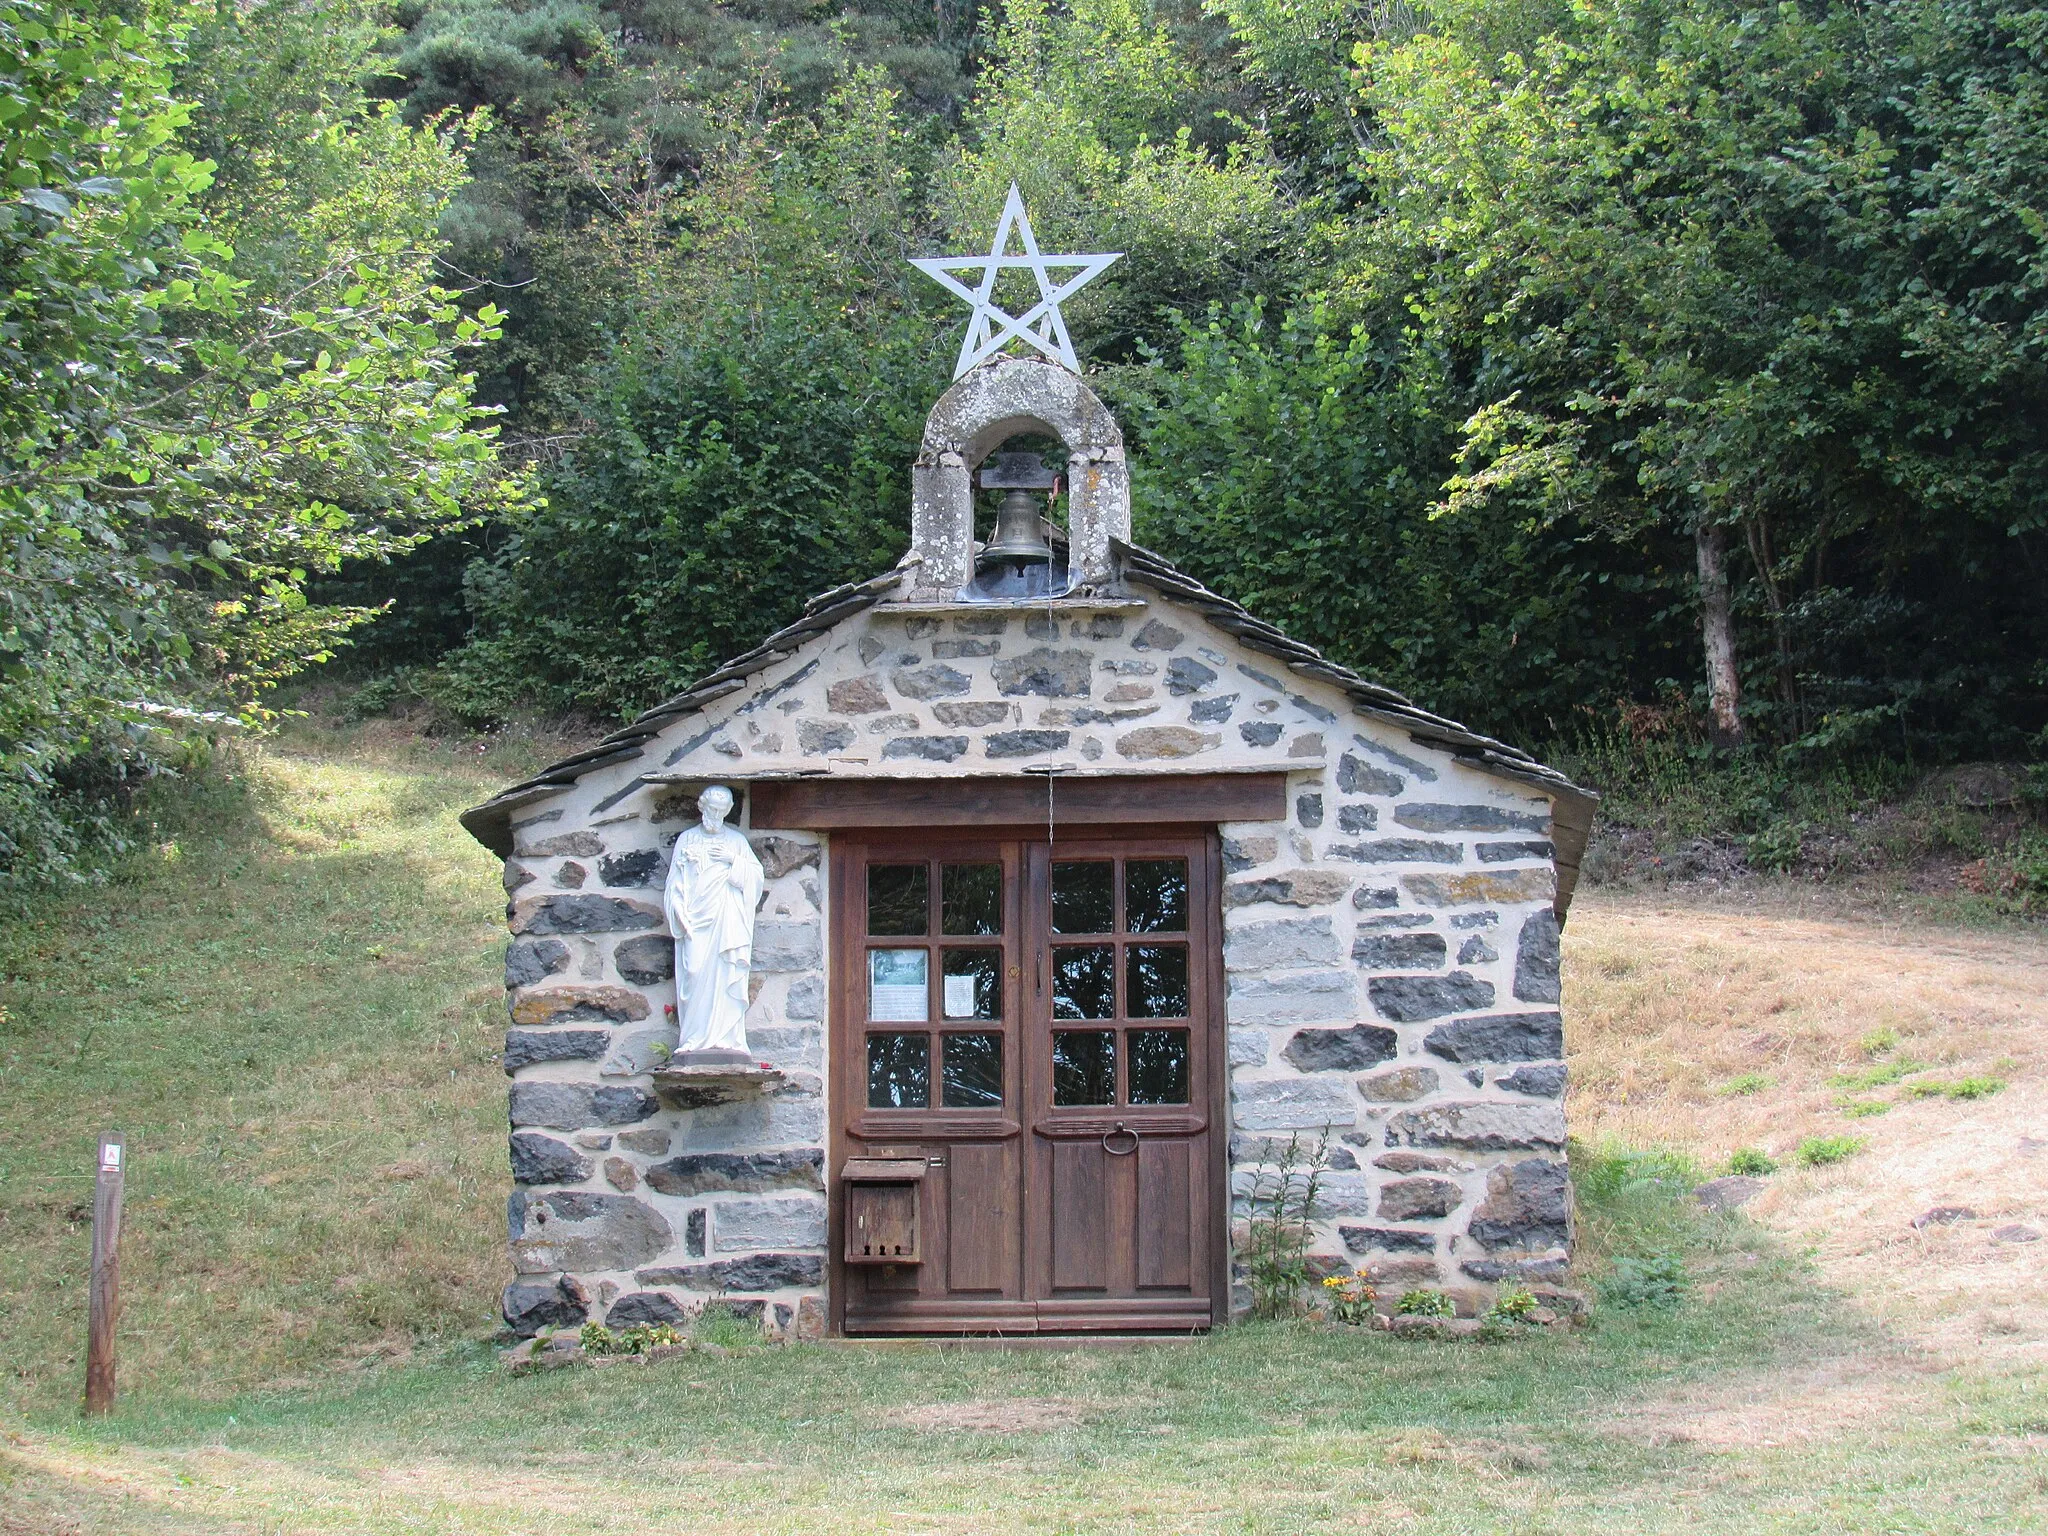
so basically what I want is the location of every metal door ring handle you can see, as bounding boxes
[1102,1124,1139,1156]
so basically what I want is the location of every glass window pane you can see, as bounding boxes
[942,1032,1004,1108]
[1124,858,1188,933]
[868,948,929,1022]
[1052,945,1115,1019]
[1052,861,1115,934]
[1126,944,1190,1018]
[867,1032,930,1108]
[941,948,1002,1019]
[1052,1030,1117,1106]
[1128,1029,1190,1105]
[867,864,929,936]
[942,863,1002,936]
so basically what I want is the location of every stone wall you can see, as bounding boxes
[498,814,831,1340]
[492,593,1569,1334]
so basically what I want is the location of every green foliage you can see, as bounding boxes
[1597,1251,1688,1312]
[579,1319,682,1354]
[1241,1131,1329,1319]
[1572,1142,1704,1205]
[1832,1058,1926,1092]
[1320,1270,1377,1325]
[1795,1135,1867,1168]
[1486,1283,1539,1323]
[1717,1074,1770,1099]
[1901,1076,2006,1101]
[1726,1148,1777,1177]
[1394,1288,1455,1317]
[1115,301,1625,739]
[692,1302,765,1348]
[1742,822,1805,875]
[0,0,515,886]
[1354,0,2048,755]
[1571,1139,1709,1265]
[1860,1028,1899,1058]
[450,74,949,717]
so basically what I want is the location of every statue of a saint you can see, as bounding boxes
[663,785,764,1061]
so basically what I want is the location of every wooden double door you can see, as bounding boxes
[828,829,1225,1334]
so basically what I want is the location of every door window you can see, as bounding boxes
[863,857,1010,1112]
[1043,855,1192,1106]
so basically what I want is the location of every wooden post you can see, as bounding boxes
[83,1132,125,1416]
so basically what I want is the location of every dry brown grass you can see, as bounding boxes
[883,1398,1089,1433]
[1566,894,2048,1361]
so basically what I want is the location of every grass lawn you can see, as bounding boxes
[2,722,2044,1533]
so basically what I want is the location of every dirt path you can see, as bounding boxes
[1566,895,2048,1364]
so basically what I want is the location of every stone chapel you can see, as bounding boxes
[462,356,1596,1339]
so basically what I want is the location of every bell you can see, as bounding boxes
[982,488,1055,565]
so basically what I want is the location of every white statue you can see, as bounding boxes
[663,785,764,1060]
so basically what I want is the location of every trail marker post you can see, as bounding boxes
[83,1132,125,1416]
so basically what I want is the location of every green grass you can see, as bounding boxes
[1715,1071,1772,1097]
[0,724,546,1415]
[1830,1058,1926,1091]
[1,724,2042,1533]
[1794,1135,1868,1167]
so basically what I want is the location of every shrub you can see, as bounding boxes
[1395,1289,1455,1317]
[1727,1147,1777,1176]
[1598,1251,1688,1311]
[1860,1027,1898,1057]
[1841,1098,1890,1118]
[1796,1135,1867,1167]
[1743,820,1806,873]
[1717,1072,1772,1097]
[1573,1142,1705,1203]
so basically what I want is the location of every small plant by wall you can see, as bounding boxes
[1395,1288,1455,1318]
[1320,1272,1377,1326]
[1242,1131,1330,1319]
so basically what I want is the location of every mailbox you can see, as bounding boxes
[841,1157,925,1265]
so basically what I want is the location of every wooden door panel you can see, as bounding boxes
[1136,1140,1192,1291]
[946,1141,1016,1293]
[832,830,1222,1335]
[1050,1140,1113,1291]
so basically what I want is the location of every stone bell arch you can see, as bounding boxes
[905,357,1131,599]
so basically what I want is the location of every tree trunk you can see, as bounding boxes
[1696,522,1744,748]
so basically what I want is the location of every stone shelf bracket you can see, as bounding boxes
[651,1055,787,1110]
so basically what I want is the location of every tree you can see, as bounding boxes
[0,0,516,878]
[1354,0,2048,754]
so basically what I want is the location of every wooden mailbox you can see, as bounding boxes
[841,1157,925,1265]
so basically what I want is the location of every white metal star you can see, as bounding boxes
[910,185,1121,379]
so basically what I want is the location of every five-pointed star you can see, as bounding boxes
[910,184,1121,379]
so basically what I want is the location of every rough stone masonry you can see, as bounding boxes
[481,596,1583,1335]
[465,355,1594,1338]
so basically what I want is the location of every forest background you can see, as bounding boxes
[3,0,2045,891]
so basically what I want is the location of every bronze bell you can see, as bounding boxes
[976,450,1058,568]
[982,487,1054,564]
